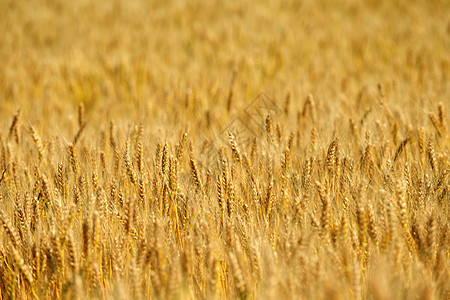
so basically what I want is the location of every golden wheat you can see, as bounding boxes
[0,0,449,299]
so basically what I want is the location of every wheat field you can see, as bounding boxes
[0,0,449,299]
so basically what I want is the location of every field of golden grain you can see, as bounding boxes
[0,0,449,299]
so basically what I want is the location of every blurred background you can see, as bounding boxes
[0,0,448,137]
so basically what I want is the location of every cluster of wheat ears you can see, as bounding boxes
[1,0,449,299]
[0,92,448,299]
